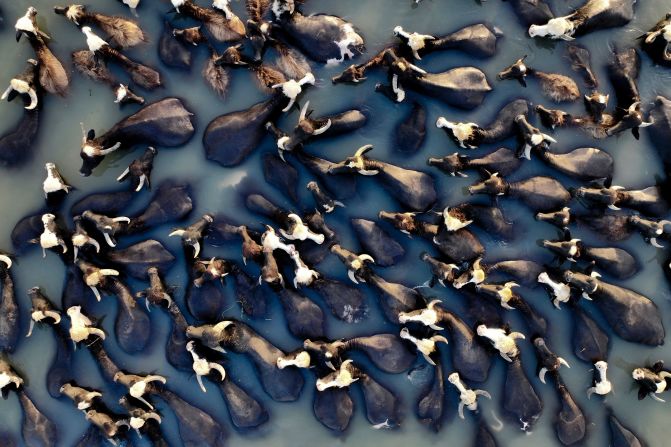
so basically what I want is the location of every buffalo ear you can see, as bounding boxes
[588,177,609,189]
[652,361,664,373]
[518,78,527,88]
[87,129,96,140]
[6,90,18,102]
[562,228,572,241]
[632,127,640,140]
[637,388,647,400]
[603,176,613,189]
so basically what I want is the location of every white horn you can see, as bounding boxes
[116,167,130,182]
[135,174,146,192]
[282,97,296,113]
[45,310,61,324]
[210,362,226,381]
[645,29,662,44]
[100,142,121,155]
[90,286,102,302]
[354,144,374,158]
[196,374,207,393]
[25,88,38,110]
[299,100,310,122]
[26,319,35,338]
[103,233,116,247]
[80,122,89,143]
[408,63,427,74]
[0,255,12,269]
[90,327,106,340]
[0,85,12,101]
[359,254,375,263]
[145,412,162,424]
[312,119,332,136]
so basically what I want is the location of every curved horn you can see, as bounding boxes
[298,72,315,86]
[299,100,310,122]
[645,29,663,44]
[145,375,167,384]
[213,320,234,332]
[282,96,296,113]
[210,362,226,381]
[543,133,557,143]
[0,255,12,269]
[44,310,61,324]
[90,328,106,340]
[195,374,207,393]
[427,299,441,310]
[161,293,173,307]
[312,119,332,136]
[26,319,35,338]
[354,144,374,158]
[116,167,130,182]
[135,174,146,192]
[358,254,375,263]
[90,286,102,302]
[25,88,38,110]
[1,85,13,101]
[664,41,671,61]
[145,412,162,424]
[100,142,121,155]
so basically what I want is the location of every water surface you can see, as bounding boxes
[1,0,671,446]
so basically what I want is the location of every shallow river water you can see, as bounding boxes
[1,0,671,446]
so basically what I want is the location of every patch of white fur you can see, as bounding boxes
[394,26,434,59]
[437,118,479,148]
[115,85,128,103]
[82,26,107,52]
[43,165,67,195]
[528,17,576,40]
[326,24,363,65]
[537,272,571,309]
[9,79,30,94]
[271,0,294,19]
[68,306,105,343]
[15,8,37,34]
[212,0,233,18]
[65,5,82,24]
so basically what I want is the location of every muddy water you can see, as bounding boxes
[0,0,670,446]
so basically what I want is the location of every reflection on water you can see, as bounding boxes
[0,0,671,446]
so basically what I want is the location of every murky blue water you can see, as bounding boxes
[1,0,671,445]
